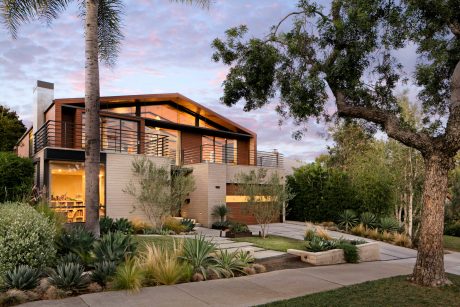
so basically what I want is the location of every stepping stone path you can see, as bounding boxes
[175,227,286,260]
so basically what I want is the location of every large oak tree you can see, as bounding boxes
[212,0,460,286]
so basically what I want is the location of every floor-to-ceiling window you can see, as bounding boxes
[201,136,237,164]
[49,161,105,223]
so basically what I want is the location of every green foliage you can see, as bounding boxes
[0,152,34,202]
[211,204,230,222]
[444,223,460,237]
[112,258,144,292]
[0,105,26,151]
[338,210,358,232]
[286,163,360,222]
[57,253,82,266]
[214,249,249,277]
[337,242,360,263]
[48,262,90,293]
[93,232,137,264]
[34,202,67,235]
[181,235,218,280]
[360,212,377,229]
[305,237,336,253]
[304,229,317,241]
[163,217,187,234]
[55,226,95,264]
[3,265,40,290]
[228,222,250,233]
[180,218,195,232]
[100,217,134,235]
[0,203,56,276]
[379,217,400,233]
[91,261,117,287]
[211,221,230,230]
[99,216,114,235]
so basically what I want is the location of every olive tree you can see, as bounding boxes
[236,169,292,238]
[212,0,460,286]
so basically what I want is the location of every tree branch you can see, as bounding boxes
[444,60,460,152]
[334,91,433,154]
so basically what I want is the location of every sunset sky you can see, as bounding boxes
[0,0,418,161]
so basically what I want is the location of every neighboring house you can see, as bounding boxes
[16,81,284,227]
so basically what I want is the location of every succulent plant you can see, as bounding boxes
[338,210,358,232]
[91,261,116,287]
[48,262,90,293]
[360,212,377,229]
[3,265,41,290]
[93,231,137,264]
[379,217,400,233]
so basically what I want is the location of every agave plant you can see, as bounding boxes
[57,252,82,266]
[3,265,41,290]
[113,218,134,234]
[48,262,90,293]
[236,250,255,266]
[180,235,218,280]
[55,226,95,258]
[214,249,248,278]
[360,212,377,229]
[180,219,196,232]
[379,217,399,233]
[305,236,336,252]
[91,261,117,287]
[338,210,358,232]
[99,216,115,235]
[93,232,137,264]
[211,204,230,222]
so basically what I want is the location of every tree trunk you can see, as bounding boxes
[411,154,452,286]
[84,0,101,237]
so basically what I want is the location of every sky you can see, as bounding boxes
[0,0,420,162]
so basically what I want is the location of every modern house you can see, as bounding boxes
[16,81,284,227]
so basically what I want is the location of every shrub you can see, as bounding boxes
[211,204,230,222]
[360,212,377,229]
[305,237,336,252]
[163,217,187,234]
[211,221,230,230]
[180,218,195,232]
[444,223,460,237]
[350,223,366,236]
[337,210,358,232]
[228,222,250,234]
[0,203,56,276]
[140,241,191,285]
[3,265,41,290]
[48,262,90,293]
[181,235,218,280]
[379,217,400,233]
[93,232,137,264]
[0,152,34,202]
[34,202,67,235]
[112,258,144,292]
[393,233,412,247]
[337,242,359,263]
[132,221,153,234]
[91,261,116,287]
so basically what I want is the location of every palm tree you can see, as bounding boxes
[1,0,210,237]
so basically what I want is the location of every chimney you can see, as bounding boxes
[33,80,54,133]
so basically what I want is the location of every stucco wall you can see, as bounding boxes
[181,163,210,226]
[105,153,171,223]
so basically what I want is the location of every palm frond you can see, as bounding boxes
[97,0,124,67]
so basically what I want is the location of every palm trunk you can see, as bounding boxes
[84,0,101,237]
[411,154,452,286]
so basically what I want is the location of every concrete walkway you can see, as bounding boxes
[22,260,415,307]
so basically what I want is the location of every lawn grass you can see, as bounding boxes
[259,274,460,307]
[134,235,183,252]
[232,235,306,252]
[444,235,460,252]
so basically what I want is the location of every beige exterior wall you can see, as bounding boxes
[181,164,211,226]
[105,153,172,223]
[206,164,227,226]
[17,131,31,158]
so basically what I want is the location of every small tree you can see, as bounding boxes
[236,169,292,238]
[124,157,195,228]
[0,105,26,152]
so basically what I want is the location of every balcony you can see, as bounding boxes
[34,120,170,157]
[182,144,283,168]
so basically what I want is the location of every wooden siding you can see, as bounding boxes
[237,139,249,165]
[181,131,202,164]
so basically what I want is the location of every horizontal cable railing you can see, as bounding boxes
[34,120,170,158]
[182,144,283,167]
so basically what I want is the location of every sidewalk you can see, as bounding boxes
[22,260,414,307]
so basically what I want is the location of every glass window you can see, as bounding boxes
[103,106,136,116]
[49,161,105,223]
[201,136,237,164]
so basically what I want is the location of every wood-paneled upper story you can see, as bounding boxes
[16,92,283,168]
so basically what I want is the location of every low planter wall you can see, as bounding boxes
[287,242,380,265]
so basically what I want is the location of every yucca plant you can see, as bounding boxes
[140,241,191,285]
[180,235,218,280]
[214,249,249,278]
[91,261,117,287]
[236,250,255,266]
[379,217,400,233]
[338,210,358,232]
[93,232,137,264]
[211,204,230,222]
[112,258,144,292]
[3,265,41,290]
[48,262,90,293]
[360,212,377,229]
